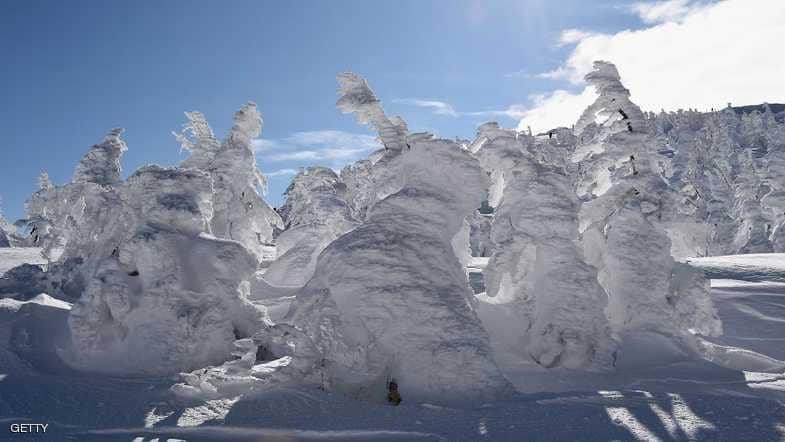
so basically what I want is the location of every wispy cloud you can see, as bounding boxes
[394,98,525,122]
[557,29,598,46]
[285,130,379,149]
[518,0,785,132]
[466,105,528,120]
[628,0,703,24]
[256,130,382,165]
[392,98,460,117]
[268,147,373,162]
[503,69,530,79]
[251,138,281,152]
[264,168,299,177]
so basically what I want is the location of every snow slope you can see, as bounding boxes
[5,249,785,440]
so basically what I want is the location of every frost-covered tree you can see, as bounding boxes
[1,120,273,375]
[73,127,127,186]
[275,75,510,401]
[38,171,53,191]
[335,73,409,219]
[0,196,16,248]
[262,166,358,287]
[286,134,509,401]
[575,62,721,343]
[67,164,269,374]
[175,103,283,260]
[645,102,785,256]
[17,130,129,268]
[476,124,615,370]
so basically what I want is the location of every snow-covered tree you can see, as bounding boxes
[575,62,721,343]
[73,127,127,186]
[0,196,15,247]
[67,164,270,375]
[3,122,272,375]
[335,73,410,219]
[175,103,283,260]
[38,171,53,191]
[276,75,510,401]
[261,167,358,287]
[476,124,615,370]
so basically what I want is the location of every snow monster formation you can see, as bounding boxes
[476,124,615,370]
[0,199,16,247]
[284,75,510,401]
[262,166,359,287]
[574,61,722,345]
[647,103,785,257]
[7,105,280,375]
[67,165,269,374]
[174,74,511,402]
[335,72,409,220]
[175,103,283,260]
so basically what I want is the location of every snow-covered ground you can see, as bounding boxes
[687,254,785,282]
[4,248,785,440]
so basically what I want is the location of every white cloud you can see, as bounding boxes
[557,29,598,46]
[519,0,785,133]
[392,98,460,117]
[395,98,526,122]
[251,138,281,152]
[628,0,701,24]
[517,89,597,133]
[264,168,299,177]
[268,147,375,162]
[466,105,529,120]
[258,130,381,163]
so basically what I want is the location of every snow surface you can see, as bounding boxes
[5,250,785,440]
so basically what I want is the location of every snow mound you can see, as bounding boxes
[477,125,615,371]
[63,156,270,375]
[262,167,358,288]
[286,131,510,402]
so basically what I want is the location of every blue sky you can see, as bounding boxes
[2,0,781,222]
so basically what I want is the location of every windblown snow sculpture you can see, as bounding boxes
[648,104,785,256]
[574,61,645,141]
[287,134,509,400]
[574,62,721,341]
[274,75,510,401]
[471,122,523,209]
[5,116,273,375]
[0,199,15,248]
[335,73,409,219]
[476,124,615,370]
[763,138,785,251]
[67,164,269,375]
[20,129,130,272]
[175,103,282,260]
[3,141,123,300]
[262,167,358,287]
[73,128,127,186]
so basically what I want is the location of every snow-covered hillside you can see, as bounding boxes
[4,60,785,440]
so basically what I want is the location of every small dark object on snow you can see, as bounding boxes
[618,109,629,120]
[626,122,633,132]
[128,270,139,276]
[387,380,402,406]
